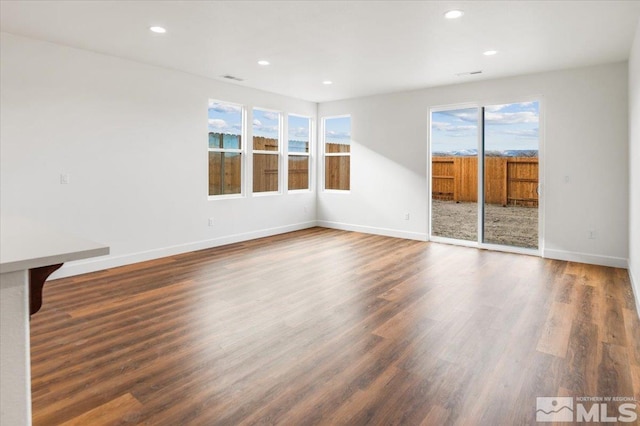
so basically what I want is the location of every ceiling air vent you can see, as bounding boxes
[456,70,483,77]
[221,75,245,82]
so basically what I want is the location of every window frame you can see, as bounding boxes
[252,107,282,195]
[207,99,246,199]
[286,113,313,193]
[322,114,351,193]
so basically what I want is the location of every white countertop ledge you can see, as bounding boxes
[0,216,109,274]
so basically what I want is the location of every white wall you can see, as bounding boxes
[629,19,640,302]
[1,32,632,276]
[0,33,317,278]
[318,62,629,267]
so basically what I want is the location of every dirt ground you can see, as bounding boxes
[431,200,538,249]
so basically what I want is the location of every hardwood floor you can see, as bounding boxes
[30,228,639,425]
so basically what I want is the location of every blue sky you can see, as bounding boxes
[325,116,351,145]
[431,101,539,153]
[252,108,280,138]
[207,101,281,138]
[209,101,314,143]
[289,115,310,142]
[208,100,242,135]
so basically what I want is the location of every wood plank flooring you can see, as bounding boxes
[30,227,639,425]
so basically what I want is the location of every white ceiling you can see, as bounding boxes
[1,1,639,103]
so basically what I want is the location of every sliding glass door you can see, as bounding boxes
[430,101,540,251]
[483,102,539,248]
[430,107,479,242]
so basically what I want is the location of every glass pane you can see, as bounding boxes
[430,107,478,241]
[288,155,309,190]
[325,156,350,191]
[253,153,279,193]
[483,101,539,249]
[208,133,240,150]
[325,116,350,153]
[208,100,242,149]
[208,152,241,196]
[288,115,310,153]
[253,109,280,151]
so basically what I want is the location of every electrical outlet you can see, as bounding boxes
[403,213,410,220]
[60,173,70,184]
[588,230,597,240]
[208,217,215,227]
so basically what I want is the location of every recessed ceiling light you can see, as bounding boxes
[483,50,498,56]
[149,26,167,34]
[322,80,333,85]
[444,10,464,19]
[257,60,270,66]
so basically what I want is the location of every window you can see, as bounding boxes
[288,114,311,191]
[208,100,243,196]
[252,108,281,193]
[323,115,351,191]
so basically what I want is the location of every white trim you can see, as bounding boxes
[207,193,243,201]
[479,242,539,257]
[628,263,640,320]
[317,220,427,241]
[543,248,627,268]
[429,236,538,256]
[51,221,317,279]
[252,191,280,197]
[429,235,479,248]
[322,190,351,194]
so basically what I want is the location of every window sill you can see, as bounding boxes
[322,189,351,194]
[208,194,244,201]
[252,191,282,197]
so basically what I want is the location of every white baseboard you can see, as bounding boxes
[316,220,427,241]
[543,248,628,268]
[628,263,640,319]
[52,221,318,279]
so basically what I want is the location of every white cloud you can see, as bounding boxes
[432,121,451,131]
[432,121,476,133]
[208,101,241,113]
[289,126,309,138]
[253,119,262,126]
[485,104,507,112]
[326,130,350,139]
[453,125,477,131]
[500,128,539,138]
[485,111,538,124]
[254,123,278,135]
[208,118,228,129]
[262,111,279,121]
[448,111,478,123]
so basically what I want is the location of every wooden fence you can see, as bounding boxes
[432,156,538,207]
[208,134,312,195]
[325,143,350,190]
